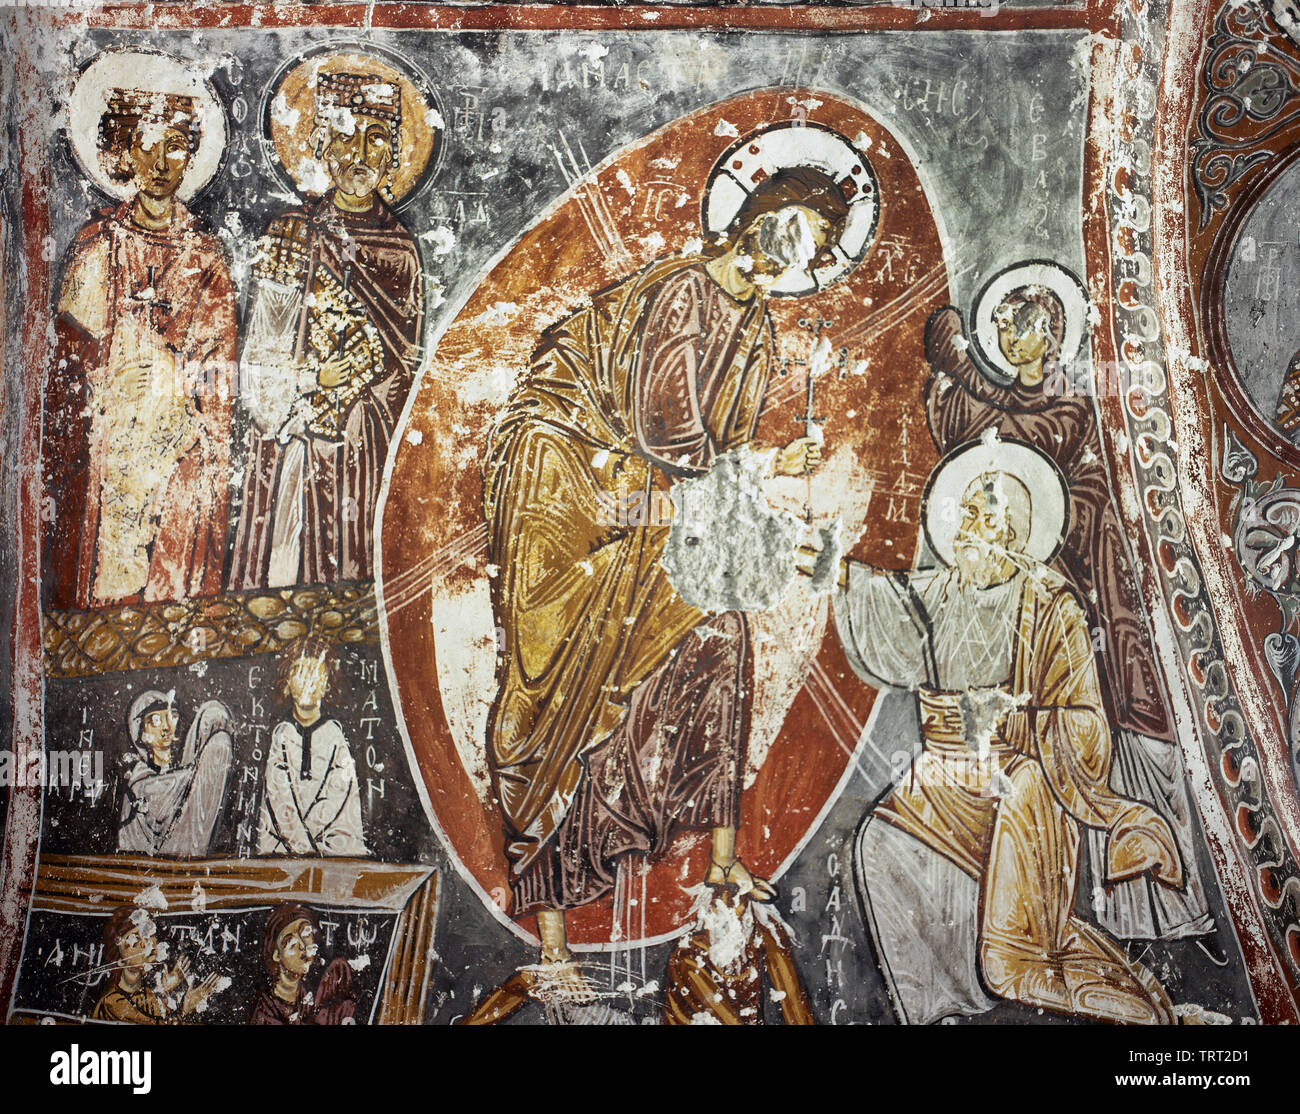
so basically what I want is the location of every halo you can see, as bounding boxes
[701,121,879,297]
[67,48,226,203]
[971,259,1091,382]
[923,435,1070,568]
[262,46,443,209]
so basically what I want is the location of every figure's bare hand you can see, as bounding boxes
[161,955,189,993]
[181,972,223,1016]
[795,543,821,578]
[773,436,822,477]
[795,542,848,587]
[113,360,156,398]
[316,355,351,389]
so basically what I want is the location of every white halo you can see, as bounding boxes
[971,260,1090,382]
[923,436,1070,567]
[702,122,879,297]
[68,49,226,203]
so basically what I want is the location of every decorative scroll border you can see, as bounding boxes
[1191,0,1300,229]
[1141,0,1300,1010]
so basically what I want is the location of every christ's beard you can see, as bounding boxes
[329,159,381,198]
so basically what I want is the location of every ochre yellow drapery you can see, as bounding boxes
[483,255,773,881]
[876,571,1182,1024]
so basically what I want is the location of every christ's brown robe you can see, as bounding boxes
[485,255,773,913]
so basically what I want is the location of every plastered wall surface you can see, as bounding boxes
[1,0,1299,1028]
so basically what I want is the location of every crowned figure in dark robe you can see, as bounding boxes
[229,72,424,589]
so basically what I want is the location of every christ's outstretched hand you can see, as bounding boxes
[795,541,848,588]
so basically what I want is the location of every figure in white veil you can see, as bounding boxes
[117,690,234,857]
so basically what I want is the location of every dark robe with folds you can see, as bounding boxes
[485,256,774,914]
[43,200,236,609]
[228,191,423,589]
[248,957,356,1025]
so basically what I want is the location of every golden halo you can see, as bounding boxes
[263,48,443,207]
[971,259,1090,382]
[702,122,880,297]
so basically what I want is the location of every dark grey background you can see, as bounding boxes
[1224,154,1300,436]
[15,908,395,1024]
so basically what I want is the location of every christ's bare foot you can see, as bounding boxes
[706,857,776,902]
[529,951,600,1005]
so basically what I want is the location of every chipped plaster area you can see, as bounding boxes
[744,589,830,786]
[662,445,798,614]
[430,585,497,802]
[958,686,1025,762]
[136,884,169,910]
[683,883,797,976]
[662,448,859,785]
[661,447,858,785]
[698,891,756,972]
[808,518,844,596]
